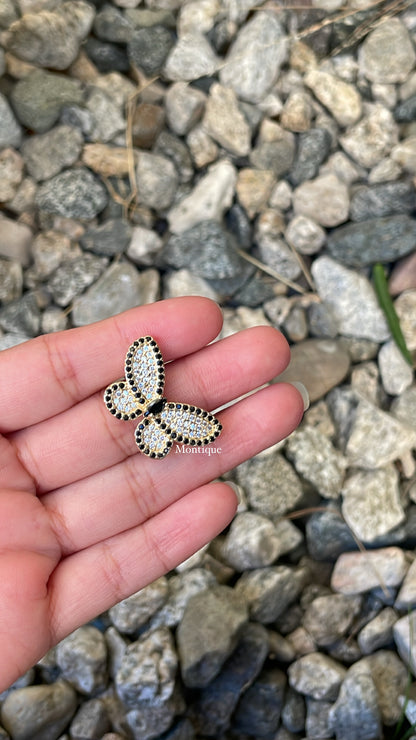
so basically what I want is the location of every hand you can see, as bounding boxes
[0,296,304,691]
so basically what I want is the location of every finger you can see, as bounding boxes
[13,327,290,492]
[45,382,304,555]
[0,297,223,433]
[48,482,238,642]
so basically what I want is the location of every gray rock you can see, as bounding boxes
[0,292,41,336]
[163,269,219,301]
[345,399,416,469]
[115,627,177,707]
[0,0,18,27]
[328,668,381,740]
[109,578,168,634]
[69,698,110,740]
[30,230,73,281]
[36,168,107,220]
[276,338,350,403]
[285,215,326,256]
[235,565,305,623]
[220,11,288,103]
[93,4,133,43]
[280,89,313,132]
[11,70,83,133]
[127,226,164,266]
[136,152,178,211]
[311,256,390,341]
[281,687,306,734]
[378,340,414,396]
[303,594,362,647]
[359,18,416,84]
[293,173,349,228]
[0,147,23,202]
[395,559,416,610]
[306,508,358,561]
[350,182,415,222]
[394,94,416,122]
[48,254,108,307]
[232,668,286,736]
[83,37,130,74]
[0,332,31,350]
[177,585,248,687]
[55,626,108,695]
[288,653,346,701]
[220,511,285,570]
[188,623,269,736]
[0,259,22,303]
[41,307,68,334]
[165,82,206,136]
[305,698,333,739]
[391,135,416,174]
[202,83,250,157]
[150,568,216,630]
[0,92,22,149]
[357,608,398,655]
[286,426,347,499]
[249,131,295,178]
[256,234,301,282]
[164,32,218,81]
[289,127,332,186]
[327,215,416,267]
[168,159,236,233]
[85,87,125,143]
[0,681,77,740]
[391,385,416,430]
[305,68,362,126]
[342,465,405,543]
[236,452,303,518]
[80,219,132,257]
[331,548,408,595]
[128,25,174,75]
[71,263,159,325]
[340,103,398,168]
[356,651,408,726]
[21,125,83,181]
[394,612,416,675]
[153,130,193,184]
[5,1,94,69]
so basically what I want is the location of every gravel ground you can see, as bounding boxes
[1,1,416,738]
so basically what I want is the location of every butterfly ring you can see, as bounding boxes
[103,336,222,459]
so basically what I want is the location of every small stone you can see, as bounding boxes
[71,263,159,325]
[165,81,205,135]
[359,18,416,84]
[0,92,22,148]
[286,426,347,500]
[288,653,346,701]
[164,32,218,81]
[0,0,18,27]
[85,87,125,143]
[270,180,292,211]
[0,148,23,202]
[391,386,416,430]
[21,125,83,182]
[232,668,286,736]
[395,291,416,351]
[55,626,108,695]
[350,182,415,221]
[83,37,129,74]
[187,125,218,168]
[131,102,165,149]
[82,143,130,178]
[31,230,73,280]
[220,11,288,103]
[289,128,332,186]
[236,168,275,219]
[368,157,402,184]
[276,338,350,403]
[391,135,416,173]
[281,687,306,734]
[305,507,356,562]
[168,160,236,233]
[150,568,216,630]
[127,225,163,266]
[340,103,398,168]
[93,4,133,43]
[303,594,362,648]
[221,512,286,570]
[311,256,390,341]
[327,215,416,268]
[305,698,332,739]
[395,559,416,610]
[202,83,250,157]
[280,90,313,132]
[0,259,22,303]
[342,465,405,543]
[0,681,77,740]
[177,585,248,687]
[237,452,303,518]
[178,0,218,35]
[11,70,83,133]
[389,253,416,296]
[235,566,305,623]
[394,612,416,675]
[293,173,349,228]
[328,668,381,740]
[331,548,408,595]
[285,215,325,255]
[36,168,107,220]
[395,94,416,122]
[109,578,168,634]
[305,68,362,126]
[250,126,296,178]
[69,698,110,740]
[47,254,107,307]
[345,398,416,469]
[357,608,398,654]
[0,292,41,337]
[41,307,68,334]
[128,25,174,76]
[136,152,178,211]
[0,217,32,266]
[163,269,219,301]
[80,219,132,257]
[115,627,176,707]
[359,651,408,726]
[378,340,413,396]
[154,130,194,184]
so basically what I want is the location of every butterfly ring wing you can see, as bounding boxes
[135,402,222,458]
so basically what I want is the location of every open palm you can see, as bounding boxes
[0,297,304,692]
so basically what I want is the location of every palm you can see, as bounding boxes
[0,297,304,692]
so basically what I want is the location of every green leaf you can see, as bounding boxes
[373,263,413,367]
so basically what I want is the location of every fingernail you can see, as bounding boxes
[290,381,310,411]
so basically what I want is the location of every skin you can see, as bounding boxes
[0,296,304,692]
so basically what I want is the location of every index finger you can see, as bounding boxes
[0,297,223,433]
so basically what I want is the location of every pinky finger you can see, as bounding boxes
[47,481,238,642]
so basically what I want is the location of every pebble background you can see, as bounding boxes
[1,0,416,739]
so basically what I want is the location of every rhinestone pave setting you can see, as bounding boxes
[103,336,222,459]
